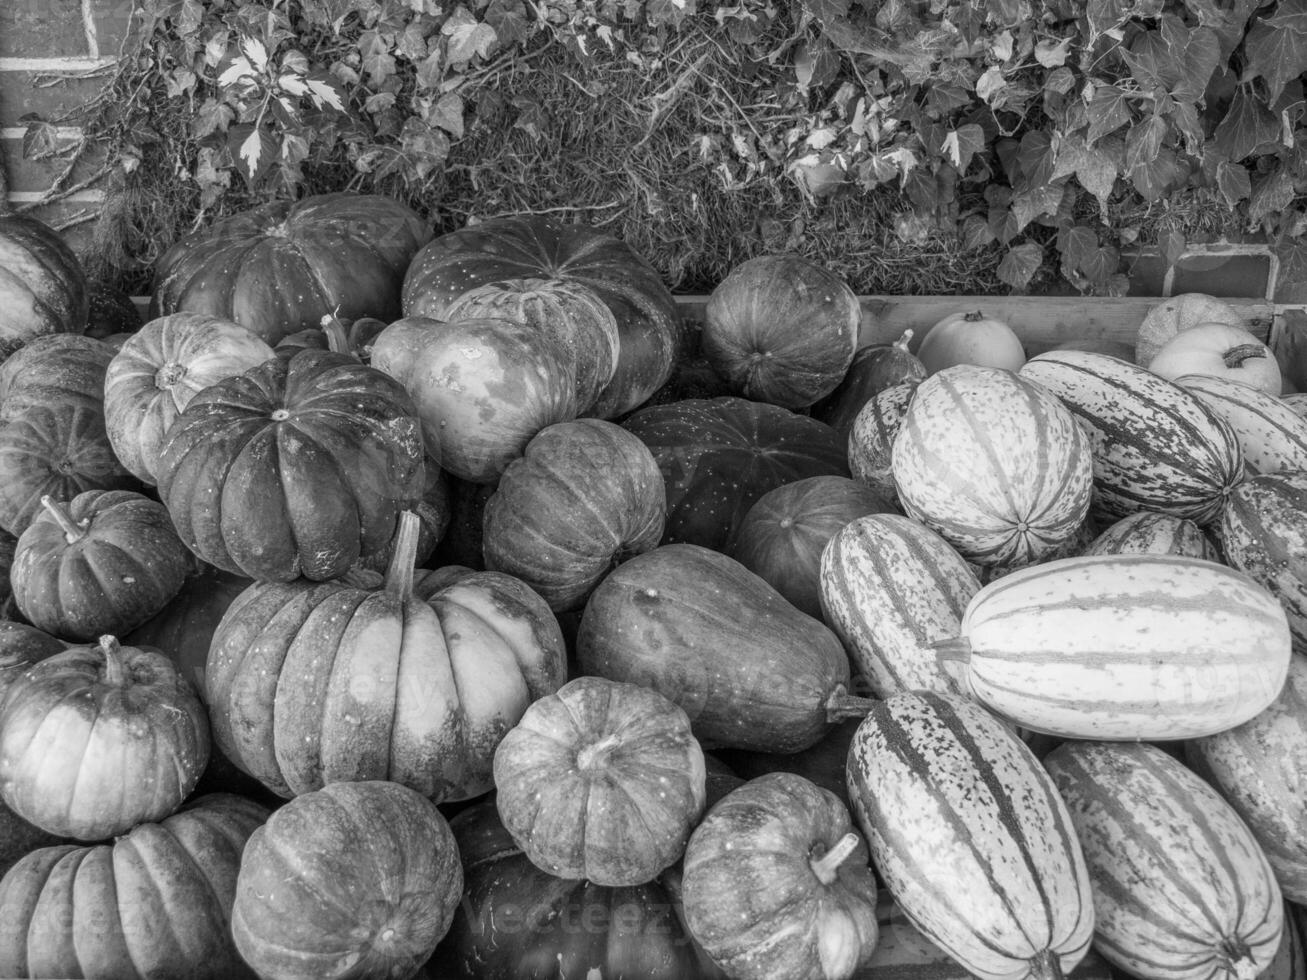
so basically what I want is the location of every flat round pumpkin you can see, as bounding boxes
[0,213,88,361]
[0,333,112,422]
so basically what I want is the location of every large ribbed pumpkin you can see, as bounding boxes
[0,333,112,422]
[149,192,430,344]
[819,513,979,699]
[1189,654,1307,904]
[1044,741,1284,980]
[206,512,567,801]
[0,793,267,980]
[621,396,849,552]
[937,554,1292,740]
[891,365,1094,570]
[103,312,275,484]
[155,347,425,581]
[483,418,666,611]
[232,781,462,980]
[846,692,1094,980]
[401,215,680,418]
[0,212,88,360]
[1019,350,1243,524]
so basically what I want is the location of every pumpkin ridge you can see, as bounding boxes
[113,831,200,974]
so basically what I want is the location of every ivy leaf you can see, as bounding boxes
[1080,244,1120,285]
[442,8,498,66]
[226,123,278,183]
[1243,19,1307,103]
[1053,135,1119,213]
[1215,160,1251,206]
[1124,114,1166,173]
[941,123,985,173]
[398,118,450,179]
[426,93,465,137]
[1264,0,1307,33]
[416,49,444,91]
[981,0,1028,28]
[1016,130,1056,187]
[238,35,270,73]
[1159,227,1186,267]
[1086,84,1132,144]
[1129,146,1185,201]
[997,242,1043,290]
[484,0,530,46]
[1122,31,1177,93]
[1087,0,1130,42]
[191,98,235,138]
[647,0,697,26]
[305,71,347,113]
[217,54,258,89]
[975,66,1007,104]
[1249,165,1296,226]
[1011,183,1064,231]
[1059,224,1098,271]
[1171,24,1219,102]
[960,214,996,249]
[1212,87,1282,161]
[1034,36,1072,67]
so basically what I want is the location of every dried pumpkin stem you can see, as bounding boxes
[1028,949,1066,980]
[809,832,861,885]
[576,733,622,771]
[1222,343,1267,368]
[39,494,87,544]
[825,688,877,721]
[893,328,914,351]
[964,311,986,322]
[99,635,125,686]
[319,314,352,356]
[383,511,421,599]
[1220,941,1259,980]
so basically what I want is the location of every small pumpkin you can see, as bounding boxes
[483,418,665,611]
[12,491,193,641]
[232,780,462,980]
[680,772,880,980]
[701,254,861,409]
[0,212,89,360]
[0,635,209,840]
[812,330,927,439]
[493,676,707,886]
[0,333,113,422]
[847,379,920,506]
[1150,322,1282,395]
[1135,292,1244,368]
[914,310,1026,375]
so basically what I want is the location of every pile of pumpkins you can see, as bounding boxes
[0,191,1304,980]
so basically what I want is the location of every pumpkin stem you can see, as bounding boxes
[1027,949,1065,980]
[1219,940,1259,980]
[964,311,986,322]
[893,328,914,351]
[99,635,126,686]
[1222,343,1267,368]
[318,314,353,357]
[40,495,88,544]
[931,636,973,664]
[576,733,622,771]
[825,687,877,721]
[809,831,861,885]
[383,511,421,599]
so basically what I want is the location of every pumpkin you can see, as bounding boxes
[443,277,621,415]
[1150,323,1283,395]
[206,511,567,801]
[149,192,431,344]
[1135,292,1244,368]
[914,310,1026,375]
[848,379,920,506]
[0,333,112,422]
[103,312,275,484]
[0,400,139,536]
[0,212,89,360]
[85,280,144,340]
[578,543,871,753]
[371,315,578,483]
[0,620,65,703]
[493,676,707,886]
[892,365,1094,570]
[400,214,680,418]
[0,635,209,840]
[483,418,666,611]
[430,799,704,979]
[729,475,893,620]
[680,772,880,980]
[1084,510,1219,560]
[11,491,193,641]
[274,313,389,362]
[0,793,268,980]
[1044,741,1284,980]
[156,346,425,581]
[701,254,861,409]
[232,780,462,980]
[812,330,927,439]
[621,396,849,552]
[846,692,1094,980]
[1188,654,1307,905]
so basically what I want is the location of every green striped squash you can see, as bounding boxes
[1177,374,1307,476]
[819,514,978,699]
[846,692,1094,980]
[1044,741,1284,980]
[1085,510,1218,560]
[891,365,1093,571]
[1189,654,1307,904]
[849,380,919,507]
[1217,472,1307,654]
[937,554,1291,740]
[1019,350,1243,524]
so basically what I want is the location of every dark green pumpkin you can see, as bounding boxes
[0,333,113,422]
[0,213,89,361]
[0,620,65,702]
[813,332,927,440]
[85,281,144,340]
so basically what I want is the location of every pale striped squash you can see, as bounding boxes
[1044,741,1284,980]
[1177,374,1307,476]
[1084,510,1218,560]
[849,380,919,506]
[1189,655,1307,904]
[937,554,1292,740]
[891,365,1093,570]
[1284,393,1307,420]
[1019,350,1243,524]
[846,692,1094,980]
[819,514,978,699]
[1217,472,1307,655]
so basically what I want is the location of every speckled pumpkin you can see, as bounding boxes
[0,333,113,422]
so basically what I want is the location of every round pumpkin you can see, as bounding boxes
[701,254,861,409]
[681,772,880,980]
[371,315,578,483]
[892,364,1094,570]
[812,330,927,439]
[12,491,193,641]
[104,312,275,484]
[1085,510,1218,560]
[0,333,112,422]
[1149,322,1282,395]
[0,212,89,360]
[1136,292,1243,368]
[0,635,209,840]
[729,475,893,620]
[0,793,267,980]
[847,379,920,507]
[621,396,849,552]
[233,780,461,980]
[0,620,65,703]
[483,418,666,611]
[401,214,680,419]
[914,310,1026,375]
[85,280,144,340]
[443,277,621,415]
[206,511,567,801]
[149,192,431,344]
[155,346,425,581]
[493,676,707,886]
[430,799,703,979]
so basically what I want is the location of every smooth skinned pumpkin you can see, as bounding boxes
[914,310,1026,375]
[1150,322,1282,395]
[1135,293,1243,368]
[0,212,89,360]
[0,333,112,422]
